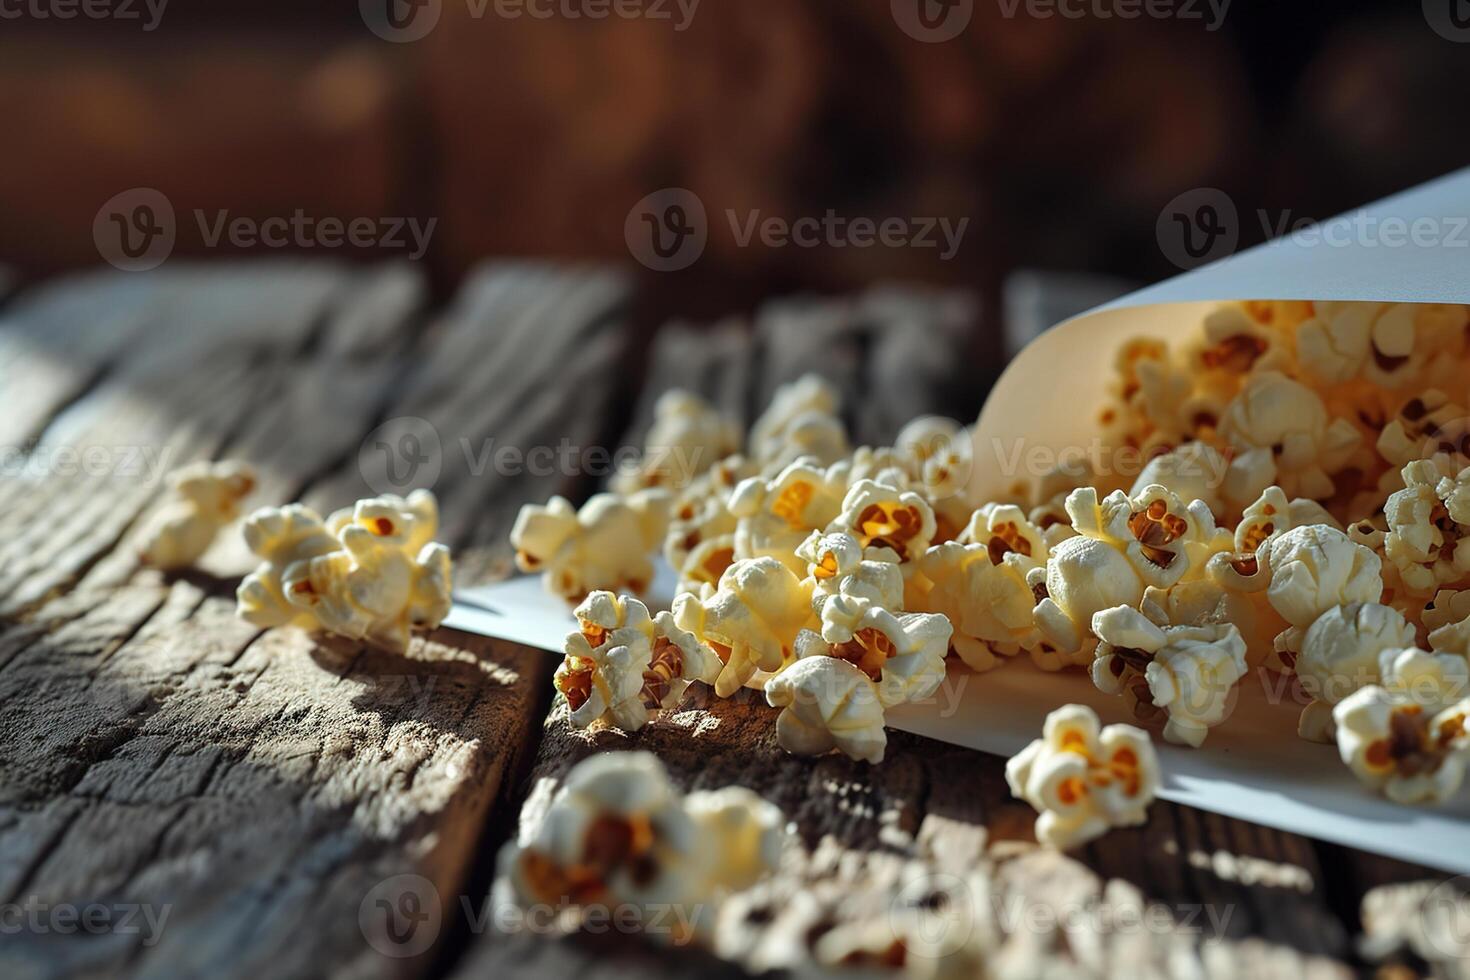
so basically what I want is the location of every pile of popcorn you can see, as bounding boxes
[137,462,454,655]
[513,299,1470,824]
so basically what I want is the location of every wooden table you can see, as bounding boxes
[0,263,1463,980]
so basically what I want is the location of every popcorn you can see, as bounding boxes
[1005,704,1160,850]
[1234,485,1339,554]
[748,374,849,468]
[1378,646,1470,716]
[1219,371,1360,501]
[796,530,905,614]
[765,653,888,763]
[827,479,937,567]
[611,389,741,494]
[729,458,848,574]
[1426,589,1470,655]
[556,592,721,731]
[1031,486,1212,658]
[236,504,342,629]
[1384,458,1470,595]
[1334,686,1470,805]
[1295,603,1417,742]
[673,557,814,697]
[1090,605,1248,747]
[663,455,750,570]
[138,461,256,569]
[1128,442,1229,518]
[498,753,781,935]
[675,534,737,597]
[816,594,951,708]
[511,489,670,602]
[281,491,453,653]
[1262,523,1383,635]
[1377,391,1470,474]
[894,415,973,503]
[914,504,1048,672]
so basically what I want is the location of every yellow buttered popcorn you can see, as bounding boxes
[281,492,453,653]
[611,389,741,495]
[511,489,670,603]
[497,753,781,937]
[1129,441,1232,519]
[139,460,256,569]
[826,477,937,588]
[729,457,849,574]
[914,503,1047,672]
[765,651,888,763]
[1384,458,1470,596]
[663,454,750,570]
[1295,602,1417,743]
[556,592,721,731]
[673,556,814,697]
[1219,371,1360,502]
[675,534,737,598]
[1090,605,1247,748]
[236,504,344,630]
[1334,685,1470,805]
[1005,704,1160,850]
[748,373,849,469]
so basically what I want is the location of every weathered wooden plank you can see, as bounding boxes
[0,261,627,979]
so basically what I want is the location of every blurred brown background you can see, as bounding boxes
[2,0,1469,320]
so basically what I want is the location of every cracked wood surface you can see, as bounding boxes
[0,265,1464,980]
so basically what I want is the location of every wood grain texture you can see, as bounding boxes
[0,261,625,979]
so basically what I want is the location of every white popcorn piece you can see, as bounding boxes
[817,595,951,708]
[913,503,1048,672]
[1426,589,1470,655]
[511,489,670,603]
[796,530,904,614]
[557,592,721,730]
[1378,647,1470,716]
[1220,372,1360,501]
[139,461,256,569]
[1295,603,1418,742]
[675,534,737,598]
[894,415,973,503]
[1234,485,1339,554]
[1090,605,1248,748]
[498,753,714,929]
[729,458,849,574]
[673,557,814,697]
[281,491,454,653]
[662,454,750,571]
[1377,390,1470,472]
[827,479,937,567]
[1128,442,1230,518]
[236,504,344,629]
[682,786,784,895]
[1263,524,1383,631]
[1334,686,1470,805]
[1005,704,1160,850]
[748,374,849,467]
[1385,458,1470,596]
[765,653,888,763]
[611,389,741,494]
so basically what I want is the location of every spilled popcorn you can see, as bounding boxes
[495,751,782,941]
[237,489,452,653]
[139,461,256,569]
[506,297,1470,816]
